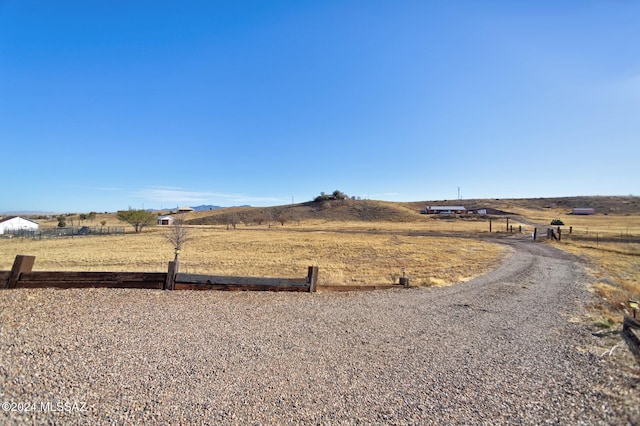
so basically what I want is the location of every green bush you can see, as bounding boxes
[550,219,564,226]
[313,190,348,202]
[116,208,157,233]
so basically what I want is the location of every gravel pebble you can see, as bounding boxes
[1,238,638,424]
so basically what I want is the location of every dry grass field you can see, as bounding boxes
[549,214,640,323]
[0,225,505,287]
[2,196,638,320]
[560,240,640,323]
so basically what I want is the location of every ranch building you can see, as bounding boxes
[572,208,595,215]
[0,216,39,234]
[157,215,176,226]
[420,206,467,215]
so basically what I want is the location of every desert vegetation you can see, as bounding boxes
[1,196,638,322]
[0,225,505,287]
[116,208,157,233]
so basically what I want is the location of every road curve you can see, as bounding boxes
[1,237,638,424]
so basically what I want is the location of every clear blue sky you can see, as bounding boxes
[1,1,638,213]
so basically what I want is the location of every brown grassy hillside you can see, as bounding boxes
[188,199,423,225]
[187,196,639,225]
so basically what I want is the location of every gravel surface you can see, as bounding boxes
[1,237,639,425]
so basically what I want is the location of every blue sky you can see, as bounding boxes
[1,1,638,213]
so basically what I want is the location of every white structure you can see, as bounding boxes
[0,217,39,234]
[572,208,595,215]
[157,215,175,226]
[177,206,194,213]
[420,206,467,214]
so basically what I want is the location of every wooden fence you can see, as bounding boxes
[623,316,640,364]
[0,255,318,293]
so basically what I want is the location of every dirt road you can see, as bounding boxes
[1,237,638,424]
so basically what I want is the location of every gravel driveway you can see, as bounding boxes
[1,237,638,424]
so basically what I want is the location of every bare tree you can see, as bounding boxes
[273,208,287,226]
[254,212,266,226]
[164,215,192,261]
[226,212,239,230]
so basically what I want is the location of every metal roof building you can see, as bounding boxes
[421,206,467,214]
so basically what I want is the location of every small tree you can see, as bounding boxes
[314,191,331,202]
[116,208,157,233]
[57,215,66,228]
[226,212,239,230]
[165,215,191,261]
[313,190,348,202]
[272,207,287,226]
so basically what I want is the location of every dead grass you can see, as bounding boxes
[512,207,640,324]
[5,197,637,324]
[557,239,640,323]
[0,222,505,287]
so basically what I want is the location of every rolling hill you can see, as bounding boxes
[186,196,639,225]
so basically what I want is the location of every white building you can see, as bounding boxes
[572,208,595,215]
[157,215,175,226]
[420,206,467,214]
[0,217,39,234]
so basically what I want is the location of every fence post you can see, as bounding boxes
[506,217,509,232]
[489,219,492,233]
[165,261,179,290]
[307,266,318,292]
[4,255,36,289]
[399,276,410,288]
[533,228,537,241]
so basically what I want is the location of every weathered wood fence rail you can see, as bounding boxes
[623,316,640,364]
[1,255,318,293]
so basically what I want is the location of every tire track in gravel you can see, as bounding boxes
[1,237,638,424]
[378,236,639,424]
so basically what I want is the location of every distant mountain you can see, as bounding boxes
[191,205,223,211]
[190,205,251,211]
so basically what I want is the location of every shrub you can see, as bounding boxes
[313,190,348,202]
[550,219,564,226]
[332,190,348,200]
[116,208,157,233]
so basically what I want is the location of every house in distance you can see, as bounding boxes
[157,215,175,226]
[572,208,595,215]
[420,206,467,214]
